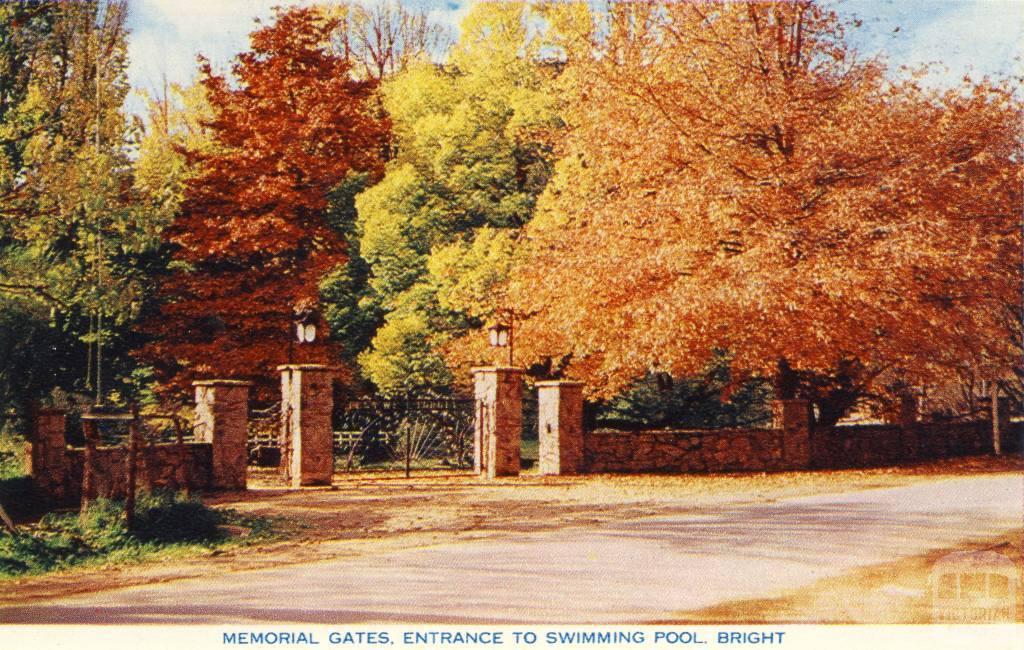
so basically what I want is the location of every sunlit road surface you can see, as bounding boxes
[2,474,1021,624]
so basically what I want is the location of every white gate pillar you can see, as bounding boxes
[279,364,336,487]
[472,367,522,478]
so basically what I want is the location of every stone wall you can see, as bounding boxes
[41,443,214,503]
[810,421,1018,469]
[810,425,918,469]
[584,428,793,473]
[29,381,252,502]
[584,421,1018,474]
[918,421,1013,458]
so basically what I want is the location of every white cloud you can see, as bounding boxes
[142,0,280,21]
[125,0,1021,119]
[834,0,1023,85]
[900,1,1023,81]
[126,0,321,114]
[125,0,467,116]
[428,3,470,32]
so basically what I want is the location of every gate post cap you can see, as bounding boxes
[193,379,254,387]
[470,366,524,374]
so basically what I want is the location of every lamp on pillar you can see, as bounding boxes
[488,319,513,366]
[289,307,319,363]
[294,308,318,344]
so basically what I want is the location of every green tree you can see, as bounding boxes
[0,1,150,409]
[319,171,381,365]
[0,1,55,202]
[351,2,560,395]
[133,80,218,227]
[596,356,773,430]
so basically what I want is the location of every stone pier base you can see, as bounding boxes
[472,367,522,478]
[279,364,336,487]
[537,381,584,475]
[193,380,251,490]
[771,399,812,469]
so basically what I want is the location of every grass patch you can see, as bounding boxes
[0,429,26,481]
[0,475,49,521]
[0,491,279,578]
[0,428,46,520]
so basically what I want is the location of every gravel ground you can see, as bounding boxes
[1,454,1021,621]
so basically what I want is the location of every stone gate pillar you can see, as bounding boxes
[537,381,584,476]
[193,380,251,490]
[472,367,522,478]
[772,399,812,469]
[279,364,336,487]
[30,408,67,500]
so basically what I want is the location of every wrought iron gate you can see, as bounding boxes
[244,388,539,475]
[333,397,475,474]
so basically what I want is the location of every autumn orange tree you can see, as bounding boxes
[498,1,1022,424]
[138,7,387,396]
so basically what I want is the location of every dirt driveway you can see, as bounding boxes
[1,456,1022,623]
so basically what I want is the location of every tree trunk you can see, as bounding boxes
[173,415,190,496]
[992,384,1003,456]
[0,502,16,533]
[125,409,139,529]
[80,419,98,519]
[774,358,798,400]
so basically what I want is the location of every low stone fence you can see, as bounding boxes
[55,443,213,502]
[918,421,1006,458]
[810,424,915,469]
[27,406,228,504]
[27,379,253,503]
[581,420,1011,475]
[532,380,1017,476]
[584,428,792,473]
[810,420,1016,469]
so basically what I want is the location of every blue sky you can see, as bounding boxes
[125,0,469,109]
[124,0,1023,115]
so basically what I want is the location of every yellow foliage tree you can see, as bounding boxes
[354,1,561,395]
[134,81,219,223]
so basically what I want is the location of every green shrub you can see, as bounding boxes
[596,355,773,430]
[0,491,276,578]
[0,532,57,573]
[0,430,26,480]
[132,491,222,544]
[0,475,40,520]
[62,499,134,551]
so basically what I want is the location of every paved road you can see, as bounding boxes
[2,474,1021,624]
